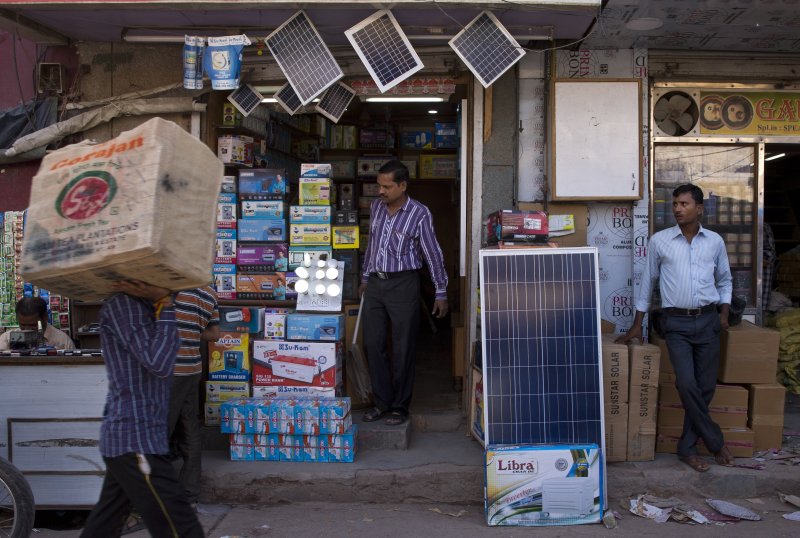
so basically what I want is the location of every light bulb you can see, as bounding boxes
[317,259,326,268]
[315,269,326,279]
[303,253,312,267]
[295,266,309,279]
[327,259,338,268]
[295,279,309,294]
[327,284,341,297]
[314,283,326,295]
[326,267,339,280]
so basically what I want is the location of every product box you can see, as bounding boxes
[627,343,660,462]
[333,210,359,226]
[222,104,237,126]
[287,313,345,341]
[215,228,237,264]
[263,310,288,340]
[697,427,754,458]
[602,335,629,408]
[238,169,286,200]
[419,154,457,179]
[301,163,332,178]
[219,306,265,334]
[217,193,237,229]
[487,210,549,243]
[749,419,784,451]
[299,177,332,206]
[205,381,250,402]
[658,383,748,428]
[330,160,356,179]
[434,122,458,149]
[252,385,336,399]
[241,200,287,219]
[605,403,629,463]
[236,273,286,300]
[208,332,250,382]
[288,246,333,270]
[320,399,352,434]
[336,183,355,211]
[357,157,391,178]
[221,175,236,193]
[401,130,433,149]
[252,340,342,389]
[360,128,389,148]
[469,366,484,444]
[218,135,253,167]
[747,383,786,416]
[485,444,603,527]
[289,224,331,245]
[238,219,286,242]
[332,226,359,249]
[284,271,299,300]
[290,205,332,224]
[229,434,255,460]
[213,264,237,300]
[236,244,289,273]
[362,183,381,197]
[719,321,780,384]
[326,425,358,462]
[219,397,249,433]
[204,402,221,426]
[518,202,589,249]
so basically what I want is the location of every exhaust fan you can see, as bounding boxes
[652,89,700,137]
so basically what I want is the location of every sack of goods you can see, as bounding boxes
[21,117,223,300]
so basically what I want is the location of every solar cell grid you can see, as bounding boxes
[315,82,356,123]
[449,11,525,88]
[275,83,302,115]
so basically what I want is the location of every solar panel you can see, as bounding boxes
[345,9,424,93]
[274,83,303,115]
[227,84,264,117]
[315,82,356,123]
[479,247,605,450]
[266,11,343,105]
[449,11,525,88]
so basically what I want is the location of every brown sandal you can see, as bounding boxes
[680,454,710,473]
[714,446,735,466]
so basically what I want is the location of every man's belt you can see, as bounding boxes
[662,304,718,317]
[370,270,418,280]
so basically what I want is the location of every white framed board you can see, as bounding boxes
[551,79,642,200]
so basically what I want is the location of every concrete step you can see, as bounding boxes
[355,415,411,450]
[411,409,464,433]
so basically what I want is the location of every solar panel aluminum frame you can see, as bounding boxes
[274,83,303,115]
[227,84,265,117]
[266,10,343,105]
[314,82,357,124]
[344,9,424,93]
[449,10,525,89]
[479,247,606,454]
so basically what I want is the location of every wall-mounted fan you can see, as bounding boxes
[652,90,699,136]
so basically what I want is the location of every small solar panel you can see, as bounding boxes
[315,82,356,123]
[479,247,604,450]
[227,84,264,117]
[345,10,423,93]
[274,83,303,115]
[449,11,525,88]
[266,11,343,105]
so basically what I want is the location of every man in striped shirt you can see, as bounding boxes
[169,286,219,507]
[618,184,733,473]
[81,280,203,537]
[359,160,448,426]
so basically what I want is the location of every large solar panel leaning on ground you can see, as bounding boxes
[315,82,357,123]
[274,83,303,115]
[345,9,424,93]
[449,11,525,88]
[479,248,605,451]
[266,11,343,105]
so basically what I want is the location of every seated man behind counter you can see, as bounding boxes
[0,297,76,351]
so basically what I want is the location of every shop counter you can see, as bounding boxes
[0,355,107,508]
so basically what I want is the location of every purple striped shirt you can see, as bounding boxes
[361,195,448,300]
[98,293,180,457]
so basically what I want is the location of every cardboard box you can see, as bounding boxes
[236,273,286,300]
[252,340,343,389]
[241,200,286,219]
[419,154,457,179]
[747,383,786,416]
[434,122,458,149]
[658,383,749,428]
[263,310,288,340]
[215,229,237,264]
[401,130,433,149]
[330,160,355,179]
[605,403,629,463]
[486,210,549,244]
[236,244,289,273]
[204,402,221,426]
[299,177,332,205]
[238,169,286,200]
[332,226,359,249]
[602,334,630,407]
[698,427,754,458]
[221,175,236,193]
[337,183,355,211]
[217,135,253,167]
[719,321,780,384]
[219,306,265,334]
[287,313,345,341]
[205,381,250,402]
[287,246,333,270]
[289,223,332,245]
[217,194,237,229]
[484,444,603,526]
[237,219,286,242]
[252,385,336,399]
[208,332,250,382]
[300,163,332,178]
[357,158,391,179]
[289,205,332,224]
[334,210,359,226]
[627,343,660,461]
[748,419,784,450]
[518,202,588,248]
[212,264,236,300]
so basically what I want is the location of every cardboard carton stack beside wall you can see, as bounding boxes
[747,383,786,450]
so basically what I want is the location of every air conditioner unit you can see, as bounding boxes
[652,87,700,137]
[541,478,595,518]
[37,62,64,94]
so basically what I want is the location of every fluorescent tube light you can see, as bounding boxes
[365,97,445,103]
[765,153,786,162]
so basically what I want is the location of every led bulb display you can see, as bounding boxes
[314,283,327,295]
[315,269,326,279]
[295,266,309,279]
[303,253,312,267]
[327,259,338,268]
[295,279,309,294]
[327,284,341,297]
[326,267,339,280]
[317,259,327,268]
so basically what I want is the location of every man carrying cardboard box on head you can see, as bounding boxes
[617,184,733,473]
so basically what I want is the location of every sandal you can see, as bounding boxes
[679,454,710,473]
[385,411,407,426]
[362,407,384,422]
[121,513,146,535]
[714,446,735,466]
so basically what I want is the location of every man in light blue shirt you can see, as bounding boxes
[618,184,733,473]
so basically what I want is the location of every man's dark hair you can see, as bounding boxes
[673,183,704,205]
[16,297,48,319]
[378,160,410,185]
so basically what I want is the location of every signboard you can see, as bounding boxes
[700,91,800,136]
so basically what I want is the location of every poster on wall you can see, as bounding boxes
[699,90,800,136]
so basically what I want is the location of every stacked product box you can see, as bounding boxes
[251,340,343,398]
[213,180,238,298]
[221,396,358,462]
[290,165,334,298]
[236,169,288,300]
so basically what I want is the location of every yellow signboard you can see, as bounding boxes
[699,91,800,136]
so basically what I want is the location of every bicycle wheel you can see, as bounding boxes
[0,457,35,538]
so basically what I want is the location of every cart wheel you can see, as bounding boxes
[0,456,35,538]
